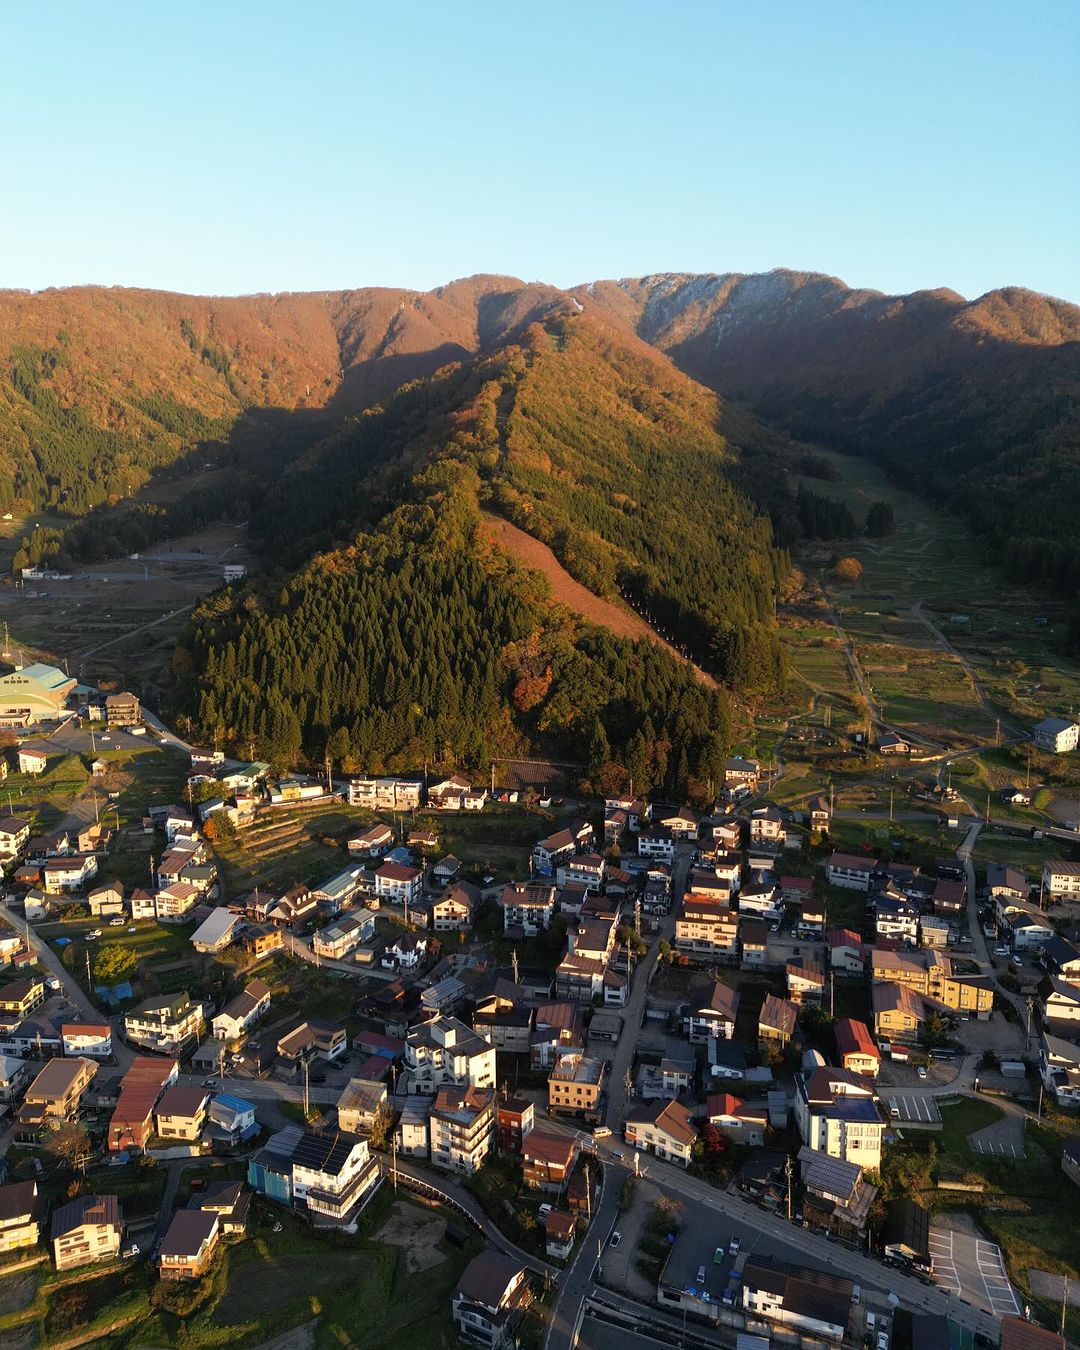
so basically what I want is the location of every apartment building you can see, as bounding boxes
[825,853,873,891]
[1043,861,1080,902]
[675,895,738,961]
[430,1085,495,1176]
[403,1015,496,1094]
[498,882,556,935]
[795,1066,885,1169]
[548,1052,606,1121]
[871,948,993,1018]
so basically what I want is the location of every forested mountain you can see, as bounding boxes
[582,271,1080,598]
[4,266,1080,770]
[175,314,773,788]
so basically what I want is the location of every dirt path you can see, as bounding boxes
[481,513,717,688]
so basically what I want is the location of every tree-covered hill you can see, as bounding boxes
[174,313,793,781]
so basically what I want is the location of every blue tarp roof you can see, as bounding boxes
[386,847,412,865]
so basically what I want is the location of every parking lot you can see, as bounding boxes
[885,1094,942,1127]
[928,1219,1020,1318]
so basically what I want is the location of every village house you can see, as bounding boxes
[382,931,430,971]
[335,1077,388,1135]
[0,975,45,1016]
[557,852,605,892]
[158,1209,221,1280]
[706,1092,767,1146]
[1044,936,1080,980]
[154,882,199,922]
[825,852,873,891]
[155,1085,210,1141]
[808,795,831,833]
[724,757,759,790]
[987,863,1029,901]
[191,907,244,954]
[636,826,675,862]
[312,865,366,913]
[530,1002,586,1070]
[277,1019,348,1066]
[1040,975,1080,1025]
[51,1193,123,1271]
[494,1094,534,1153]
[61,1022,112,1059]
[737,882,783,923]
[346,822,394,858]
[108,1057,178,1151]
[920,914,951,948]
[1033,717,1080,754]
[795,1065,885,1169]
[124,993,204,1054]
[40,853,98,894]
[0,1055,29,1103]
[545,1209,576,1260]
[547,1051,606,1122]
[871,981,925,1040]
[531,827,579,875]
[654,805,699,838]
[874,893,920,944]
[498,881,556,936]
[452,1250,532,1349]
[521,1129,578,1192]
[472,986,533,1056]
[759,993,798,1046]
[740,917,768,967]
[289,1130,382,1222]
[430,1085,495,1175]
[427,775,486,811]
[374,860,423,908]
[624,1097,697,1167]
[87,881,124,917]
[313,912,374,961]
[211,980,271,1042]
[787,957,825,1005]
[0,1180,43,1254]
[432,881,479,932]
[834,1017,881,1077]
[750,805,786,847]
[421,975,466,1018]
[18,1057,97,1133]
[18,746,47,775]
[685,980,740,1043]
[431,855,463,886]
[207,1093,258,1143]
[741,1257,852,1342]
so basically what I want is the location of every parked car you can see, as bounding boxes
[109,917,125,926]
[696,1265,707,1283]
[609,1231,621,1248]
[729,1236,741,1255]
[538,1203,553,1220]
[917,1065,928,1080]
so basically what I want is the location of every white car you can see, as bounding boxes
[109,917,124,926]
[917,1065,928,1080]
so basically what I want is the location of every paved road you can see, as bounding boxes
[956,822,1030,1037]
[545,1162,621,1350]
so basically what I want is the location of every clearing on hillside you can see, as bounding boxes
[481,512,716,687]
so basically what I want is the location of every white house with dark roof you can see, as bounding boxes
[1033,717,1079,754]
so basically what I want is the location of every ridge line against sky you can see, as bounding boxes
[2,1,1077,303]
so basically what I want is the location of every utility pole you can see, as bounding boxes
[1026,996,1034,1041]
[511,948,520,986]
[85,949,92,990]
[1061,1274,1069,1337]
[303,1059,310,1119]
[889,789,894,823]
[830,969,835,1019]
[785,1154,793,1221]
[391,1125,398,1192]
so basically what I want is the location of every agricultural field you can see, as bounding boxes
[0,519,251,696]
[772,446,1080,760]
[211,802,372,898]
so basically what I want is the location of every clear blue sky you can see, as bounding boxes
[3,1,1077,302]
